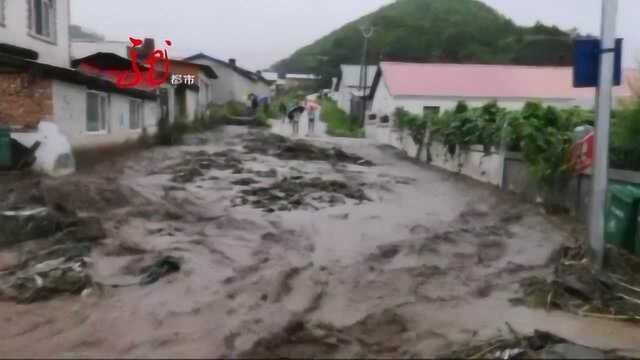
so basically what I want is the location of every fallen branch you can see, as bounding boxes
[616,293,640,306]
[579,311,640,321]
[611,278,640,294]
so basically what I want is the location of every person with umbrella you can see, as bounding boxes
[305,99,320,135]
[287,103,305,136]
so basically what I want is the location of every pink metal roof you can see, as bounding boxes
[380,62,636,100]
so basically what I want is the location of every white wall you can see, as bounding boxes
[370,80,395,119]
[189,58,271,104]
[197,74,215,114]
[71,41,128,59]
[369,76,599,119]
[0,0,71,68]
[429,143,503,186]
[52,80,158,149]
[365,122,504,187]
[185,88,198,122]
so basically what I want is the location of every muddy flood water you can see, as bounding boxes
[1,126,639,358]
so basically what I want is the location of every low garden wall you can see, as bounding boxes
[366,123,503,186]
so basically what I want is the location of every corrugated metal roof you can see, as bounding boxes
[379,61,636,100]
[339,64,378,89]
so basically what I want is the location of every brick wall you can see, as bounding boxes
[0,72,53,128]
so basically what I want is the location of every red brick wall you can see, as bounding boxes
[0,72,53,129]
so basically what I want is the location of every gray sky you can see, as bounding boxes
[71,0,639,71]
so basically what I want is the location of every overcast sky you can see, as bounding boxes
[71,0,640,71]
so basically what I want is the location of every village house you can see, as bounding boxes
[71,39,218,126]
[331,64,378,117]
[0,0,160,153]
[284,73,321,89]
[183,53,272,104]
[368,61,637,121]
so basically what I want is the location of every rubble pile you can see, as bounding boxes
[243,132,374,166]
[170,149,246,183]
[233,177,371,212]
[439,329,621,359]
[0,205,105,303]
[239,310,414,359]
[512,245,640,321]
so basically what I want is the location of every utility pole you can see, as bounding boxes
[589,0,618,271]
[359,25,374,127]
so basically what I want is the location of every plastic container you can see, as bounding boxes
[605,185,640,252]
[0,127,11,168]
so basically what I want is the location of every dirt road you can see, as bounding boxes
[1,126,639,358]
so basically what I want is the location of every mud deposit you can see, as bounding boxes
[1,127,639,358]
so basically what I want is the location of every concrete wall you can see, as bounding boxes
[52,80,158,149]
[185,88,198,122]
[366,122,503,187]
[0,0,71,68]
[430,143,503,186]
[71,41,128,59]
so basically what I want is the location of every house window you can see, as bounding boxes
[423,106,440,119]
[129,100,144,130]
[29,0,56,41]
[86,92,108,133]
[0,0,6,26]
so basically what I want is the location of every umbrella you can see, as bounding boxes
[287,106,305,120]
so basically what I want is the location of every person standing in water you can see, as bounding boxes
[306,100,316,135]
[287,103,304,136]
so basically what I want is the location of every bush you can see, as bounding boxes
[321,98,365,138]
[155,116,189,146]
[224,101,247,117]
[611,101,640,171]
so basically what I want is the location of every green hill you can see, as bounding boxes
[272,0,575,86]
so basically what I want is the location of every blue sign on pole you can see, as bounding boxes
[573,38,623,88]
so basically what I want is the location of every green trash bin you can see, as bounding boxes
[0,127,11,168]
[605,185,640,253]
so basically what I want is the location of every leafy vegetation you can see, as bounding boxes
[611,99,640,171]
[396,101,595,189]
[272,0,575,86]
[321,99,365,138]
[394,110,428,159]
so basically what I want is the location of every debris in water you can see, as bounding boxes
[236,177,371,212]
[511,245,640,320]
[231,177,260,186]
[139,255,182,286]
[439,328,618,359]
[0,257,92,303]
[243,132,374,166]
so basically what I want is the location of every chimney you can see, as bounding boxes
[228,58,236,67]
[132,38,156,61]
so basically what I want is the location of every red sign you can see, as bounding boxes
[569,132,595,174]
[117,37,172,89]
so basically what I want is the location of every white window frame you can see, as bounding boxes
[86,91,109,134]
[0,0,6,27]
[129,99,144,130]
[28,0,56,43]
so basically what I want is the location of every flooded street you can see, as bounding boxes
[1,126,639,358]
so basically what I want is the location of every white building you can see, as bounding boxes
[183,54,272,104]
[369,61,636,121]
[0,0,160,152]
[332,64,378,115]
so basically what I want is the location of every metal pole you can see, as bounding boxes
[359,26,374,127]
[589,0,618,271]
[361,36,369,127]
